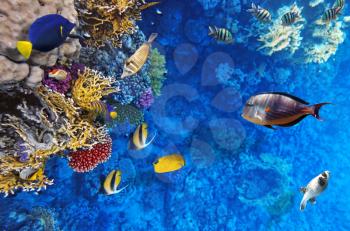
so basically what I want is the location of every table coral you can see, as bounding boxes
[75,0,158,48]
[68,136,112,172]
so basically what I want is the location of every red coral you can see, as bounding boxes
[68,137,112,172]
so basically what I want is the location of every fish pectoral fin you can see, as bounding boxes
[300,187,307,194]
[309,197,316,205]
[264,125,275,130]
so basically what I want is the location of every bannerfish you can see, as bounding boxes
[300,171,330,211]
[241,92,330,129]
[121,33,158,78]
[90,101,118,121]
[208,26,233,44]
[281,4,301,26]
[48,69,68,81]
[153,154,185,173]
[19,167,44,181]
[129,123,157,150]
[321,7,342,23]
[247,3,272,23]
[16,14,75,60]
[103,170,128,195]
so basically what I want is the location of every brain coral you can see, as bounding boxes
[0,0,80,86]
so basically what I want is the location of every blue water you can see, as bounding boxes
[1,0,350,230]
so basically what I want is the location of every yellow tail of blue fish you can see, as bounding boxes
[16,41,33,60]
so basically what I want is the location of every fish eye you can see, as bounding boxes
[245,102,254,107]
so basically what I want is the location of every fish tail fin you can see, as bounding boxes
[147,33,158,44]
[314,19,324,25]
[208,26,215,36]
[16,41,32,60]
[312,102,331,120]
[300,198,307,211]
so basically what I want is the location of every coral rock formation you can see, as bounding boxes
[0,0,80,86]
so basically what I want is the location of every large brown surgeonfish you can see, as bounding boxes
[242,92,330,129]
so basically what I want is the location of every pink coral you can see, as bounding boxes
[68,136,112,172]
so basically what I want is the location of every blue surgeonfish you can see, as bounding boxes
[16,14,75,59]
[129,123,157,150]
[103,170,128,195]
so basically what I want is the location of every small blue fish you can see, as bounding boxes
[17,14,75,59]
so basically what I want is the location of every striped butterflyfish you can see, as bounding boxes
[129,123,157,150]
[121,33,158,78]
[247,3,272,23]
[153,154,185,173]
[103,170,128,195]
[281,4,301,26]
[208,26,233,44]
[242,92,330,129]
[321,7,342,23]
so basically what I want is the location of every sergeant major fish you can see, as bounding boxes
[333,0,345,11]
[300,171,330,211]
[121,33,158,78]
[208,26,234,44]
[281,4,301,26]
[242,92,330,129]
[247,3,272,23]
[321,7,342,24]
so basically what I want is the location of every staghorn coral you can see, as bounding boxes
[72,67,118,112]
[75,0,158,48]
[149,48,167,96]
[302,22,346,63]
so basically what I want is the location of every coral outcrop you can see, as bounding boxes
[256,4,305,56]
[75,0,158,48]
[0,0,81,86]
[149,48,167,96]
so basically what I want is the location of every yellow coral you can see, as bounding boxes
[72,68,118,111]
[76,0,158,47]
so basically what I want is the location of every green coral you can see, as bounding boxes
[149,48,167,96]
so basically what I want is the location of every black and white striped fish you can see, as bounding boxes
[247,3,271,23]
[281,4,301,26]
[208,26,233,44]
[322,7,342,23]
[333,0,345,10]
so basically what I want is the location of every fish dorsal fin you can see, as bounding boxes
[257,92,309,104]
[300,187,307,194]
[277,115,308,127]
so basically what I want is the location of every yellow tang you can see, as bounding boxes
[103,170,128,195]
[153,154,185,173]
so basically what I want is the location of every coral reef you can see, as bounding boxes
[109,103,144,125]
[149,48,167,96]
[75,0,158,48]
[256,4,305,56]
[135,88,154,109]
[0,0,80,86]
[302,22,346,63]
[68,136,112,172]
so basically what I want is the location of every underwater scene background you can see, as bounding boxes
[0,0,350,230]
